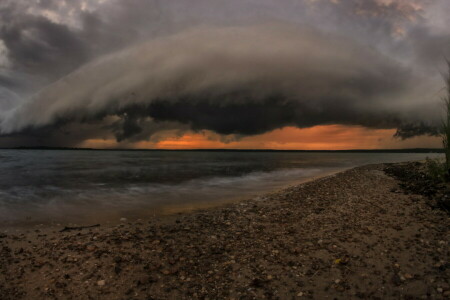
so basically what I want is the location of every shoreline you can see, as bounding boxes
[0,167,345,231]
[1,162,449,299]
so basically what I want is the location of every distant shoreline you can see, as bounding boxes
[0,147,444,153]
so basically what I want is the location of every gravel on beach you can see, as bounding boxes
[0,163,449,299]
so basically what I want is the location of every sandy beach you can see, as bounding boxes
[1,162,449,299]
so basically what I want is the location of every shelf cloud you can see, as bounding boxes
[0,0,448,147]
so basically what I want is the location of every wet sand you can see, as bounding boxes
[1,163,449,299]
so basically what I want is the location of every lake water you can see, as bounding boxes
[0,150,441,227]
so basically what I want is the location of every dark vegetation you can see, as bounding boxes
[384,63,450,213]
[442,61,450,178]
[433,61,450,181]
[385,162,450,212]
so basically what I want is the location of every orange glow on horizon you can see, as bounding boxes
[79,125,441,150]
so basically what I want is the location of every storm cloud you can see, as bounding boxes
[0,0,449,147]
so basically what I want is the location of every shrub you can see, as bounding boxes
[442,61,450,179]
[425,157,446,182]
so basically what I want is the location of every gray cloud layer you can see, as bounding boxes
[0,0,449,147]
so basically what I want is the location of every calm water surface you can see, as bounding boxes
[0,150,442,226]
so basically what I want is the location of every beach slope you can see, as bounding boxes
[1,163,449,299]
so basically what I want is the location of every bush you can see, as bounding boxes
[439,60,450,181]
[425,157,447,182]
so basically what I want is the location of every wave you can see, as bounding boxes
[0,167,330,225]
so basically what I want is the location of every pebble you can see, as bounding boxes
[1,162,448,300]
[97,280,105,286]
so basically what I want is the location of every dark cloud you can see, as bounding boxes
[0,16,88,77]
[0,0,165,80]
[0,0,448,147]
[395,122,440,139]
[408,26,450,69]
[0,2,84,77]
[0,24,440,146]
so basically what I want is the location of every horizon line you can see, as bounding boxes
[1,146,444,153]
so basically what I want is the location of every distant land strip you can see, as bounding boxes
[1,147,444,153]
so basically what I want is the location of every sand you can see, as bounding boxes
[0,163,449,299]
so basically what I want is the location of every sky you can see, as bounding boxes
[0,0,449,149]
